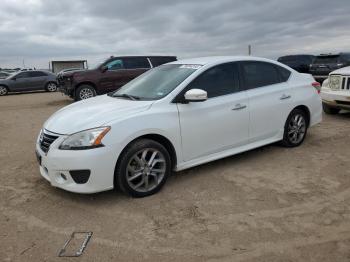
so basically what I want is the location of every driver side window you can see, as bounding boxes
[105,59,124,70]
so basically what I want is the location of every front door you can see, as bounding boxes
[11,72,33,91]
[176,62,250,161]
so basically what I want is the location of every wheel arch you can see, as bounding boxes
[0,84,9,90]
[76,81,97,91]
[114,133,178,186]
[45,81,58,87]
[292,105,311,127]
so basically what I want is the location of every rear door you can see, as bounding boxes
[28,71,48,90]
[239,61,294,142]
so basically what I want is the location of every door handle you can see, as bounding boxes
[280,94,291,100]
[232,104,247,111]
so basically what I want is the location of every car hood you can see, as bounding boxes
[44,95,154,134]
[60,69,89,77]
[329,66,350,75]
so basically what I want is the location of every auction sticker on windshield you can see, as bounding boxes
[179,64,202,70]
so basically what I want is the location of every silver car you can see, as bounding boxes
[0,70,58,96]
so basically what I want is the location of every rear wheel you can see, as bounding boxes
[322,103,340,115]
[0,86,8,96]
[115,139,171,198]
[46,82,57,92]
[281,109,308,147]
[75,85,96,101]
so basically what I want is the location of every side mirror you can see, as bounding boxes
[12,77,16,81]
[101,65,108,73]
[184,89,207,102]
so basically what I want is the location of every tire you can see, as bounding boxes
[0,85,8,96]
[281,108,308,147]
[46,82,57,92]
[322,102,340,115]
[75,85,96,101]
[115,139,171,198]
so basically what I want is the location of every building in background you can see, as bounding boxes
[49,60,88,73]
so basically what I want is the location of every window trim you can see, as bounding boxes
[172,62,241,103]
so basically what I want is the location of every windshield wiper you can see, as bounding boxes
[112,93,140,101]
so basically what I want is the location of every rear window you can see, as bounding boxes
[313,55,339,64]
[150,57,177,67]
[241,61,281,89]
[276,66,291,81]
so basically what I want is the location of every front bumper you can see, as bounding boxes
[35,139,118,194]
[321,89,350,110]
[58,78,74,96]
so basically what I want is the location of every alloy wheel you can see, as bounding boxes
[126,148,166,193]
[79,88,94,100]
[287,114,306,144]
[0,86,7,96]
[47,83,57,92]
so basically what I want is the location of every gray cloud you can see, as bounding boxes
[0,0,349,68]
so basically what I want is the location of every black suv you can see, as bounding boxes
[277,55,315,73]
[310,53,350,82]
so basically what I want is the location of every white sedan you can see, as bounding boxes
[35,56,322,197]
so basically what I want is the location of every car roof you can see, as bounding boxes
[168,56,279,66]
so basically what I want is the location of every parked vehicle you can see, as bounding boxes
[321,66,350,114]
[277,54,315,73]
[58,56,177,101]
[36,56,322,197]
[0,71,11,79]
[310,53,350,83]
[0,70,58,96]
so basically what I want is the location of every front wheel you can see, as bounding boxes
[322,103,340,115]
[281,109,308,147]
[115,139,171,197]
[75,85,96,101]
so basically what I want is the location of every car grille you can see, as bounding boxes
[329,75,350,91]
[40,130,59,153]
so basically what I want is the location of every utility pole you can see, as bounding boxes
[248,45,252,56]
[22,59,25,68]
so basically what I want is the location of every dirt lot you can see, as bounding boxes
[0,92,350,262]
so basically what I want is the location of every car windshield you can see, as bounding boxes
[314,55,339,64]
[111,64,200,100]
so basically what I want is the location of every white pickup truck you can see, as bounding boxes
[321,66,350,114]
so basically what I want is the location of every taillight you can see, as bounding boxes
[312,81,321,94]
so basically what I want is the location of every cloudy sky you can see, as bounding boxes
[0,0,349,68]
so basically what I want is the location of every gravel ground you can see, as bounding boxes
[0,92,350,262]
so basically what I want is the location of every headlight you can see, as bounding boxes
[59,127,111,150]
